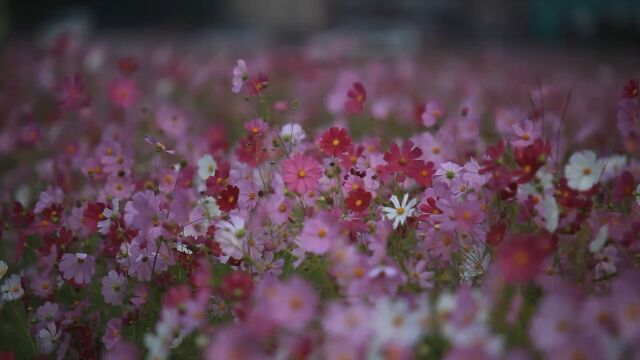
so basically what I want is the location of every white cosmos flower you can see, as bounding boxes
[196,154,217,181]
[0,260,7,280]
[1,274,24,301]
[370,297,423,349]
[600,154,627,182]
[589,225,609,253]
[280,123,306,146]
[216,215,247,260]
[564,150,604,191]
[202,196,221,218]
[540,195,559,232]
[98,199,119,235]
[381,193,417,229]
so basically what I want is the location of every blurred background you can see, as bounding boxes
[1,0,640,49]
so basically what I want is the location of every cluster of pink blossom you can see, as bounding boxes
[1,34,640,359]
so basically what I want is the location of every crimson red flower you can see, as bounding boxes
[383,140,423,182]
[410,160,435,187]
[497,234,546,283]
[345,82,367,114]
[235,136,267,167]
[622,79,639,99]
[319,127,352,156]
[118,56,139,75]
[247,73,268,96]
[486,221,507,246]
[217,185,239,212]
[345,188,372,213]
[219,271,254,303]
[612,171,635,201]
[206,162,231,196]
[513,139,550,184]
[480,141,505,174]
[82,202,106,232]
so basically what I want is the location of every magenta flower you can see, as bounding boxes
[55,73,90,111]
[101,270,127,305]
[108,78,139,108]
[244,118,269,136]
[59,253,96,286]
[261,276,318,332]
[281,154,323,194]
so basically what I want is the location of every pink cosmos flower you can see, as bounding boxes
[232,59,248,94]
[244,118,269,137]
[108,78,139,108]
[298,214,339,254]
[102,318,123,350]
[262,276,318,332]
[511,120,539,148]
[281,154,323,194]
[101,270,127,305]
[59,253,96,286]
[422,101,443,127]
[55,73,90,111]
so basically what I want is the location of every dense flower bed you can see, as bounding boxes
[1,36,640,359]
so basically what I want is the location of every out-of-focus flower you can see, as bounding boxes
[216,215,247,260]
[103,318,123,350]
[55,73,90,111]
[345,82,367,114]
[422,101,443,127]
[197,154,217,181]
[381,193,417,229]
[564,150,604,191]
[497,235,545,283]
[232,59,248,94]
[0,260,7,280]
[298,214,338,254]
[1,274,24,301]
[108,78,139,108]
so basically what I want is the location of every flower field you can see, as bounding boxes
[0,35,639,359]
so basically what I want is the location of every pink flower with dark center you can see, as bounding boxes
[282,154,323,194]
[59,253,96,286]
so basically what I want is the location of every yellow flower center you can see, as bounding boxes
[297,170,306,178]
[355,199,363,207]
[317,228,327,238]
[332,138,340,146]
[583,167,592,175]
[396,207,405,215]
